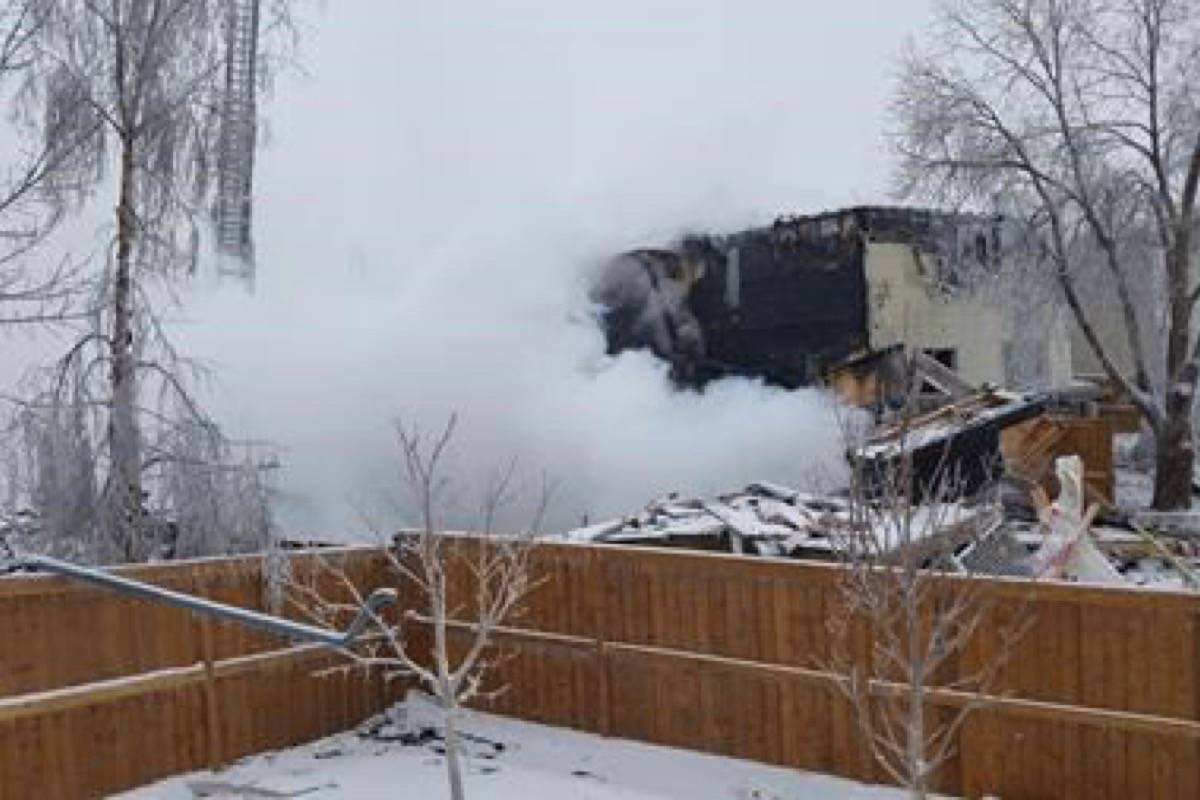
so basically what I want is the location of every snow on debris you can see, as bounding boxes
[854,388,1042,461]
[560,482,847,556]
[559,482,982,560]
[558,474,1200,586]
[118,692,922,799]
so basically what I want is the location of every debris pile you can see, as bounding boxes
[1023,455,1122,583]
[565,481,845,557]
[564,481,1002,564]
[563,344,1200,588]
[851,386,1045,503]
[564,456,1200,588]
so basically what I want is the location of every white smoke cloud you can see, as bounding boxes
[178,236,850,535]
[24,0,933,537]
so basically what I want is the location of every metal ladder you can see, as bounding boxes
[214,0,261,282]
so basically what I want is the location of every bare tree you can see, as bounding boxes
[0,0,94,328]
[895,0,1200,508]
[0,365,279,562]
[291,415,548,800]
[828,419,1032,797]
[4,0,295,559]
[0,375,99,559]
[156,419,277,558]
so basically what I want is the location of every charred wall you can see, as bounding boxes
[686,227,868,388]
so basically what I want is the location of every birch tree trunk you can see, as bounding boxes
[107,135,142,559]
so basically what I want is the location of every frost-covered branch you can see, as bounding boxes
[290,415,548,800]
[896,0,1200,508]
[825,389,1032,798]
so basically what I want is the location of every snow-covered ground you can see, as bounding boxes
[118,693,911,799]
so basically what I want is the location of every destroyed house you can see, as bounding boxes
[593,206,1065,390]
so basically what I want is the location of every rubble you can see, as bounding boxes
[1128,511,1200,542]
[1025,456,1122,584]
[560,345,1196,587]
[563,484,845,558]
[852,387,1045,502]
[562,483,998,563]
[562,457,1200,588]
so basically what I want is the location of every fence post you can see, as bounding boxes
[586,545,615,737]
[196,612,224,771]
[596,638,613,736]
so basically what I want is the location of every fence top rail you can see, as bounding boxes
[0,643,330,724]
[3,533,1197,611]
[510,534,1200,612]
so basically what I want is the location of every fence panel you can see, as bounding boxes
[440,539,1200,799]
[0,548,396,798]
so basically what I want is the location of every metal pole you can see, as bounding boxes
[4,554,396,649]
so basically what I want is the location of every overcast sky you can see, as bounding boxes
[10,1,940,537]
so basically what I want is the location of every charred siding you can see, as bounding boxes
[688,230,868,388]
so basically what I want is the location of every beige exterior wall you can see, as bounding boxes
[864,242,1007,386]
[1037,308,1076,386]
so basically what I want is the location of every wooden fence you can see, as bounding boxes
[2,540,1200,798]
[0,548,395,799]
[437,539,1200,800]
